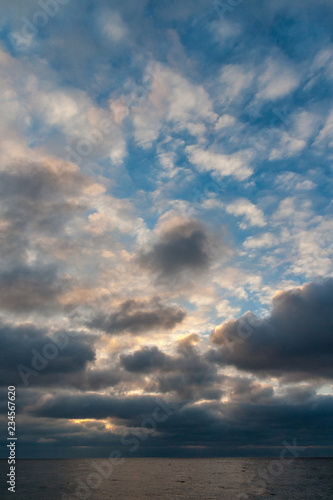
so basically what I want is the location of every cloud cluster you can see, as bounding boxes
[88,298,186,335]
[0,0,332,459]
[210,279,333,380]
[139,219,216,280]
[0,321,95,387]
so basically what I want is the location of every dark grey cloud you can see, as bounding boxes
[139,220,214,278]
[88,298,186,335]
[210,279,333,380]
[0,160,91,199]
[0,159,100,275]
[155,394,333,456]
[2,413,125,459]
[21,387,333,457]
[3,278,333,459]
[0,264,68,313]
[30,393,178,421]
[0,160,93,238]
[120,346,171,373]
[0,160,104,314]
[153,336,223,400]
[0,321,95,387]
[121,336,223,401]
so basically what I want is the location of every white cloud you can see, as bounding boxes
[272,197,333,278]
[186,145,253,181]
[257,56,300,101]
[315,108,333,147]
[215,299,241,320]
[309,46,333,84]
[269,131,306,160]
[273,197,302,224]
[219,64,254,104]
[275,172,316,192]
[215,114,236,130]
[0,48,128,168]
[133,105,162,149]
[36,91,79,126]
[97,11,128,43]
[226,198,266,228]
[292,110,320,142]
[210,19,242,44]
[244,233,278,249]
[290,225,333,278]
[132,62,217,148]
[295,180,316,190]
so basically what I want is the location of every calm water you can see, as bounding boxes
[1,458,333,499]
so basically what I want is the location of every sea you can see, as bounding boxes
[1,458,333,499]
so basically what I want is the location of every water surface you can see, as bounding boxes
[1,458,332,499]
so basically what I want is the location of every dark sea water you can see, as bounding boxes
[1,458,333,499]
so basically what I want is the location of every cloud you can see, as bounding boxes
[271,197,333,278]
[218,64,254,105]
[215,114,236,130]
[88,298,186,335]
[315,107,333,147]
[292,110,320,142]
[153,334,223,400]
[0,159,106,312]
[120,346,171,373]
[0,158,103,236]
[138,219,216,279]
[0,321,95,387]
[269,131,306,160]
[120,335,223,401]
[211,20,242,45]
[243,232,278,249]
[186,145,253,181]
[27,388,333,457]
[97,10,128,43]
[210,279,333,380]
[132,62,217,148]
[0,0,333,460]
[275,172,317,192]
[256,56,300,101]
[0,264,67,314]
[226,198,266,228]
[31,393,178,421]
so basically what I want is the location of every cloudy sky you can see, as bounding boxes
[0,0,332,458]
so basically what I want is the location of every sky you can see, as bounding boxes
[0,0,332,459]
